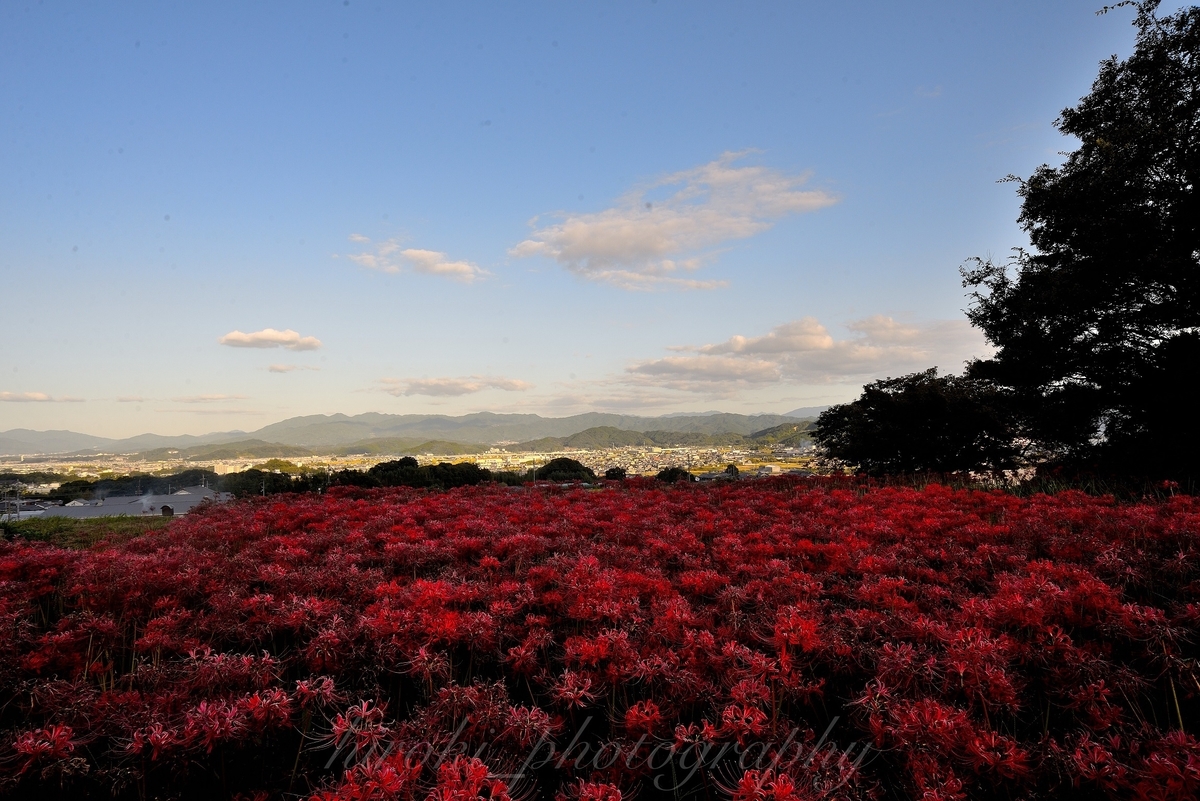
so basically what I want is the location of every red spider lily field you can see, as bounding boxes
[2,478,1199,801]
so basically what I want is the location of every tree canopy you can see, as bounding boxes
[367,459,491,489]
[963,0,1199,477]
[656,467,696,484]
[819,3,1199,481]
[533,458,596,482]
[813,369,1021,476]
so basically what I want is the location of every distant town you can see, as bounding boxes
[4,441,815,484]
[0,410,821,519]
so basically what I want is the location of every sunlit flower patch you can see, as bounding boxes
[1,478,1198,800]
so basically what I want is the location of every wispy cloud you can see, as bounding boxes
[509,151,837,290]
[0,391,83,403]
[378,376,533,397]
[268,364,321,373]
[116,396,144,402]
[535,388,692,413]
[218,328,323,351]
[171,394,250,403]
[626,316,988,391]
[345,237,487,283]
[156,408,267,415]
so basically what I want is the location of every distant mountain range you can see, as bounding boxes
[784,406,829,418]
[0,429,248,458]
[0,408,827,457]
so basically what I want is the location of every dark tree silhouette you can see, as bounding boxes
[963,1,1200,478]
[366,459,491,489]
[813,369,1021,476]
[534,458,596,482]
[656,467,696,483]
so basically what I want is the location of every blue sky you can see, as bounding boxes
[0,1,1167,437]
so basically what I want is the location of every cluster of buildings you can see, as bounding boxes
[1,486,231,522]
[472,443,816,477]
[1,442,818,523]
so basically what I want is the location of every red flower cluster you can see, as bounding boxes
[1,478,1198,800]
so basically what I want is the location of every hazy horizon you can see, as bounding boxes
[1,2,1167,438]
[1,406,826,444]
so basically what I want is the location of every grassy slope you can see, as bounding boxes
[1,515,173,549]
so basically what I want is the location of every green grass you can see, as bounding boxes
[0,515,174,549]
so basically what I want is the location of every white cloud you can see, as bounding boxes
[626,355,781,392]
[171,394,250,403]
[399,249,488,282]
[692,317,835,356]
[509,151,837,289]
[268,364,320,373]
[218,328,323,351]
[628,316,989,390]
[379,376,533,397]
[0,391,83,403]
[346,237,487,283]
[116,396,144,402]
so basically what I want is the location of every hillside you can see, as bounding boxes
[330,438,477,457]
[747,421,814,446]
[138,440,315,462]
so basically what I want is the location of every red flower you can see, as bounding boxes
[623,700,663,738]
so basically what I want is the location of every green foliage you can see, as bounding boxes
[488,470,529,486]
[1,515,172,549]
[656,466,696,483]
[46,469,219,502]
[604,466,627,481]
[557,427,650,449]
[328,468,375,489]
[365,459,492,489]
[814,369,1021,476]
[962,1,1200,479]
[647,430,748,446]
[0,471,70,486]
[29,460,525,504]
[533,458,596,482]
[219,469,311,498]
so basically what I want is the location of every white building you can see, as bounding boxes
[40,486,231,519]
